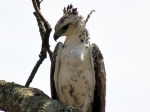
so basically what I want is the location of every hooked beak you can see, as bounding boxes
[54,33,61,42]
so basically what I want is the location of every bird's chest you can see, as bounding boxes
[60,45,88,67]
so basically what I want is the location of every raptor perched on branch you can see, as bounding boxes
[50,4,106,112]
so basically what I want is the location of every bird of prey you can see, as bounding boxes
[50,4,106,112]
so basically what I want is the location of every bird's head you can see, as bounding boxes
[54,4,84,41]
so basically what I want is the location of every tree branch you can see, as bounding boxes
[25,53,46,87]
[25,0,53,87]
[0,80,81,112]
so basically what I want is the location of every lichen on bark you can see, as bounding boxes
[0,80,81,112]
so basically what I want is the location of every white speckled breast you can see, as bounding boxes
[60,46,87,67]
[68,49,84,67]
[58,43,94,112]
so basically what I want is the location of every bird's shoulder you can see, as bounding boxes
[53,42,63,62]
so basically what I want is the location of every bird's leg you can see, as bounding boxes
[82,94,92,112]
[58,89,67,103]
[61,84,75,106]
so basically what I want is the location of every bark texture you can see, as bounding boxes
[0,80,81,112]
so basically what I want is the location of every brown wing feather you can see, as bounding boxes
[50,42,62,99]
[91,43,106,112]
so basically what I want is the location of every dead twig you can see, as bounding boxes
[25,0,53,87]
[84,10,95,27]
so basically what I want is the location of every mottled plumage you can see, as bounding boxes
[50,4,106,112]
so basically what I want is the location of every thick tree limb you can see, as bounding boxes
[0,80,81,112]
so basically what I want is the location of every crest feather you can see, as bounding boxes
[63,4,78,15]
